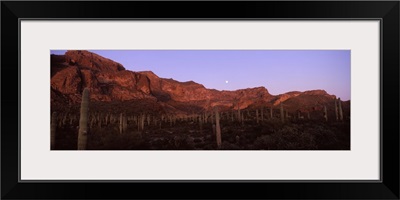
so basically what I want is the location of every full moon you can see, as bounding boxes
[225,80,229,84]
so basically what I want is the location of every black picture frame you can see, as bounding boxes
[2,1,399,199]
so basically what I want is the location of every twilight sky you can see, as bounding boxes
[51,50,351,101]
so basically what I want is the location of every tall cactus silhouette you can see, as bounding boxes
[338,98,343,121]
[270,107,273,118]
[212,124,216,136]
[256,109,259,124]
[119,113,127,134]
[124,114,128,133]
[199,114,203,132]
[234,99,241,122]
[215,107,221,148]
[238,105,241,122]
[77,88,89,150]
[105,113,109,125]
[119,113,123,134]
[141,114,145,131]
[280,104,284,123]
[137,115,141,131]
[324,105,328,121]
[51,112,57,150]
[335,98,339,121]
[147,114,151,126]
[261,108,264,121]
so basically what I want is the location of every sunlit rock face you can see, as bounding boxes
[51,51,345,114]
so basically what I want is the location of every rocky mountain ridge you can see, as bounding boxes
[51,50,348,115]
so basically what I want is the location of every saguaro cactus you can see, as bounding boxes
[212,124,216,136]
[137,115,140,131]
[123,115,128,133]
[119,113,124,134]
[335,98,339,121]
[62,113,67,126]
[78,88,89,150]
[238,107,241,122]
[199,115,203,132]
[51,112,57,150]
[261,108,264,121]
[270,107,273,118]
[324,105,328,121]
[105,113,109,125]
[119,113,127,134]
[90,116,95,129]
[256,109,259,124]
[280,104,284,123]
[69,114,74,125]
[141,114,145,131]
[234,99,241,122]
[338,98,343,121]
[97,114,102,129]
[215,108,222,148]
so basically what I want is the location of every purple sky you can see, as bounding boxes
[51,50,351,100]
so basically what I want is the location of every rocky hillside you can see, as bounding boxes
[51,50,349,116]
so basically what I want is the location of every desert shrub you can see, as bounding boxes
[148,138,170,150]
[202,143,216,150]
[303,124,340,149]
[224,134,236,143]
[220,141,241,150]
[86,131,146,150]
[193,138,203,143]
[253,135,279,150]
[160,135,195,150]
[252,124,319,150]
[260,126,275,135]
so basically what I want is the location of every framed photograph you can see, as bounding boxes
[2,1,399,199]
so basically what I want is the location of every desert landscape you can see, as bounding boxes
[50,50,350,150]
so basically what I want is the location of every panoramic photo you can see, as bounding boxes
[50,50,350,150]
